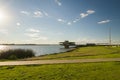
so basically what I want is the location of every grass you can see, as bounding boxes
[0,62,120,80]
[0,46,119,80]
[26,46,120,60]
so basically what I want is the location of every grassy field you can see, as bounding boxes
[0,62,120,80]
[0,46,120,80]
[26,46,120,60]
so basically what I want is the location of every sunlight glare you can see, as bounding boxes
[0,11,5,21]
[0,45,6,50]
[0,9,9,24]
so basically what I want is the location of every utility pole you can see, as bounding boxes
[109,26,111,46]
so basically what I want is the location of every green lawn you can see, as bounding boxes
[26,46,120,60]
[0,62,120,80]
[1,46,120,80]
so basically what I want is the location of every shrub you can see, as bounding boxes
[0,49,35,60]
[8,55,18,60]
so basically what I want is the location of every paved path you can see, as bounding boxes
[0,58,120,66]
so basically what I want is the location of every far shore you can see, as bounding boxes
[0,44,60,46]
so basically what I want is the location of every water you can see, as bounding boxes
[0,45,71,56]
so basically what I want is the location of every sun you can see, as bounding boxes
[0,9,11,25]
[0,11,6,22]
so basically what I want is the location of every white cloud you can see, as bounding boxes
[55,0,62,6]
[80,10,95,18]
[87,10,95,14]
[34,10,43,18]
[98,20,111,24]
[32,37,48,40]
[25,33,39,38]
[20,11,30,15]
[73,20,76,23]
[67,22,72,25]
[25,33,48,40]
[43,11,49,17]
[0,29,8,34]
[25,28,47,40]
[57,19,73,25]
[73,18,80,23]
[33,10,49,18]
[16,22,21,26]
[71,10,95,24]
[80,13,89,18]
[55,10,95,25]
[26,28,40,33]
[20,9,51,20]
[57,19,66,23]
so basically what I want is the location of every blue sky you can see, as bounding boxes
[0,0,120,44]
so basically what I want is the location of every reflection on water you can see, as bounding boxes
[0,45,71,56]
[0,45,7,50]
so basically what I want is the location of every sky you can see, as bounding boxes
[0,0,120,44]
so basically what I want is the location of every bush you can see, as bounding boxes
[8,55,18,60]
[0,49,35,60]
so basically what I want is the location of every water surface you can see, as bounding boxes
[0,45,70,56]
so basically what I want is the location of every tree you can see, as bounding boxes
[59,40,75,49]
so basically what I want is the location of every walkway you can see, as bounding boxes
[0,58,120,66]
